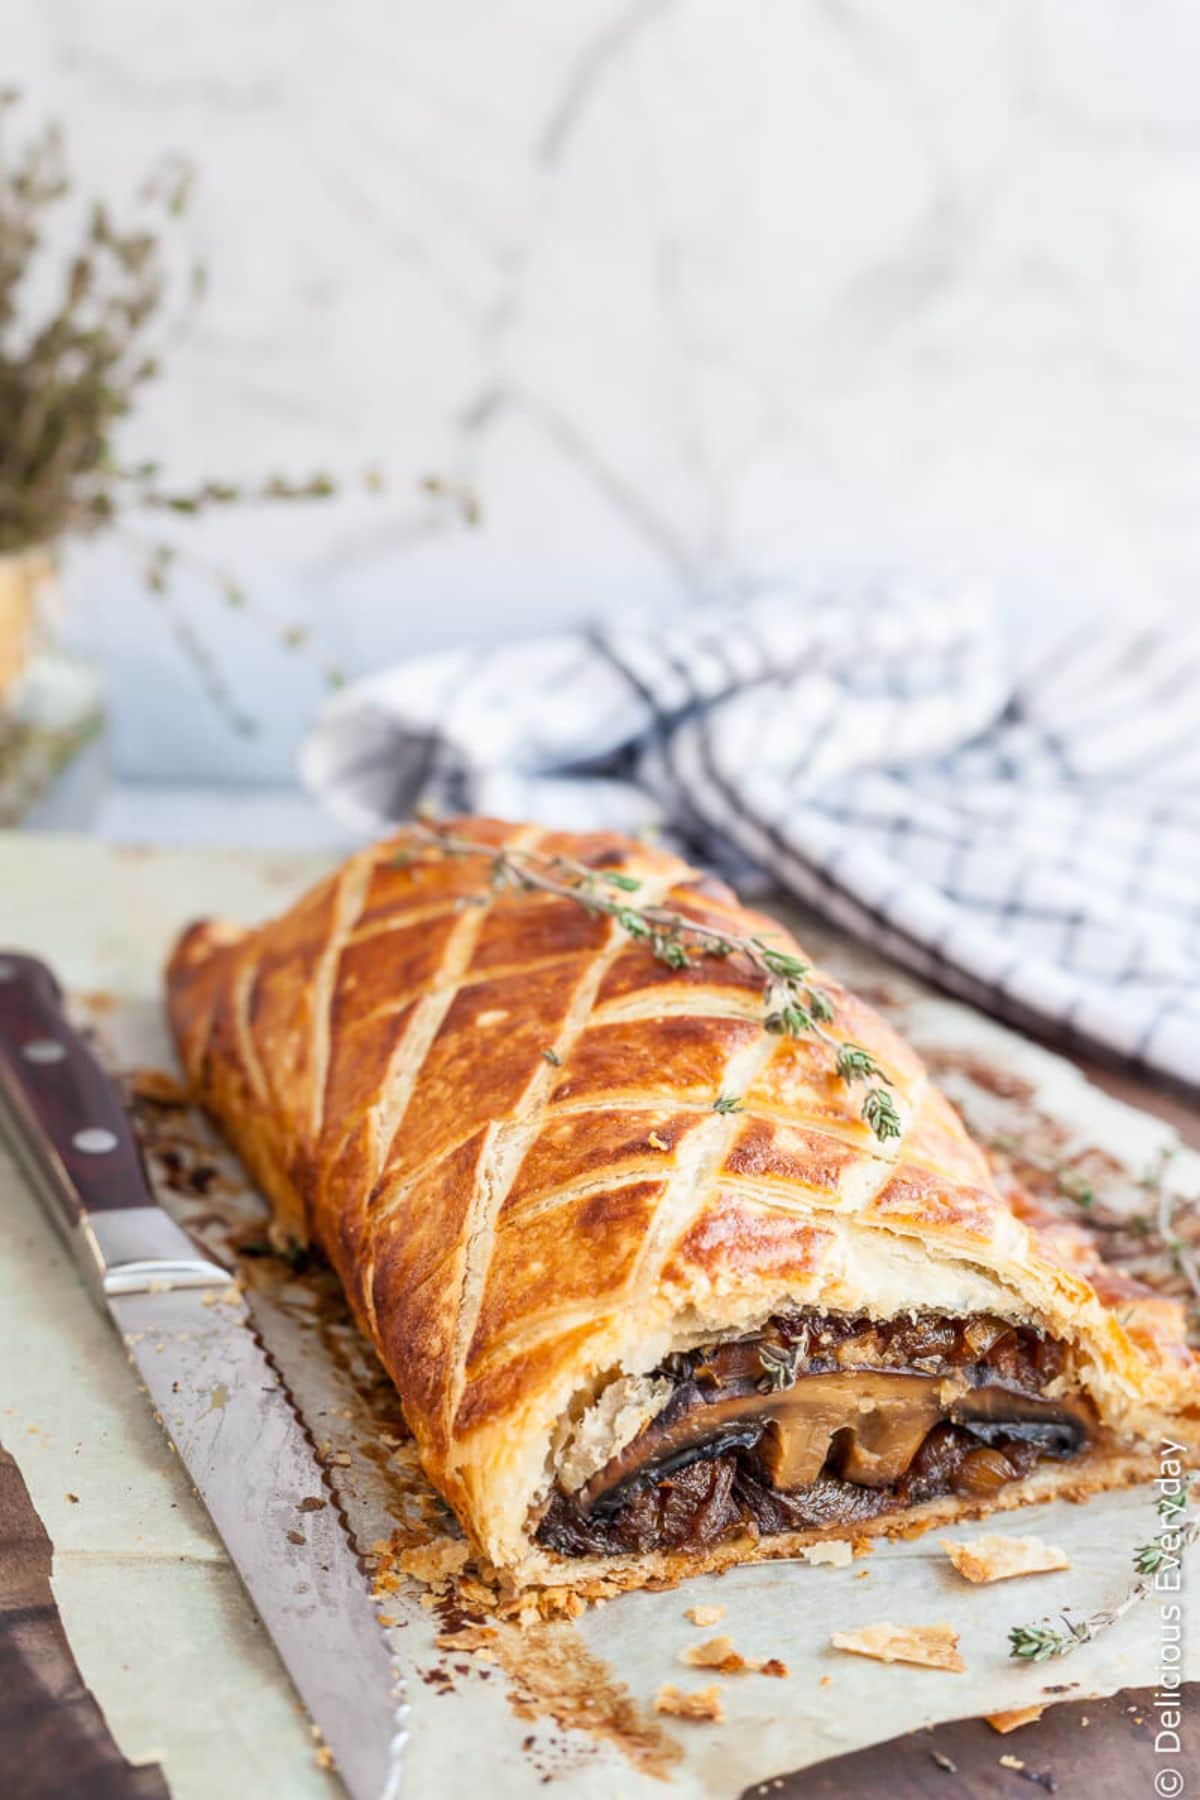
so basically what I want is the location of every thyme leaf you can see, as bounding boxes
[765,1003,814,1037]
[805,985,836,1023]
[862,1087,902,1141]
[1132,1538,1173,1576]
[835,1043,885,1084]
[1008,1621,1085,1663]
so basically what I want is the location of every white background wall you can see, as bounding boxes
[11,1,1200,786]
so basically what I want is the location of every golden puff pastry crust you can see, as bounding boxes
[166,818,1200,1586]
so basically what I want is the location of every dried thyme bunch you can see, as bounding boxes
[0,94,475,729]
[402,821,902,1144]
[0,94,349,552]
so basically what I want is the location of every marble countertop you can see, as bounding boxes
[11,2,1200,790]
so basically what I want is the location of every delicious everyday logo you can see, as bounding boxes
[1151,1438,1189,1796]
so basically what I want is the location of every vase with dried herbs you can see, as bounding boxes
[0,91,472,822]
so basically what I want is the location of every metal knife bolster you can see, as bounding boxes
[0,952,231,1303]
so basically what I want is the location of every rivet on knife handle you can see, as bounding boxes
[0,952,231,1302]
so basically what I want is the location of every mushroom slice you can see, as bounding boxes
[578,1373,765,1515]
[573,1343,1093,1515]
[753,1372,964,1489]
[949,1385,1093,1456]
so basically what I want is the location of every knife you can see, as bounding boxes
[0,952,407,1799]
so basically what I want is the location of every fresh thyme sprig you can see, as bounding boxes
[1009,1503,1199,1661]
[401,821,901,1143]
[0,93,471,735]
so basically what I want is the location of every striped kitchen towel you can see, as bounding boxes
[301,581,1200,1092]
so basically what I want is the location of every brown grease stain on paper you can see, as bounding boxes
[491,1621,682,1782]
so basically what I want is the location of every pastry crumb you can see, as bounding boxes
[680,1635,740,1670]
[495,1583,588,1624]
[398,1539,472,1585]
[654,1683,725,1723]
[942,1534,1069,1584]
[679,1635,785,1676]
[830,1621,965,1673]
[805,1539,853,1568]
[986,1704,1046,1734]
[999,1753,1025,1771]
[458,1577,500,1609]
[128,1067,189,1106]
[685,1604,725,1626]
[436,1624,497,1652]
[310,1724,334,1772]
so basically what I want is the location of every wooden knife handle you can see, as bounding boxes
[0,952,154,1222]
[0,952,230,1299]
[0,943,154,1224]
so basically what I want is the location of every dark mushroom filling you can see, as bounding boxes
[536,1310,1095,1558]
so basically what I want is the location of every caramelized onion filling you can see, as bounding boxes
[537,1311,1094,1558]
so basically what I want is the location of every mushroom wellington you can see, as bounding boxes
[166,819,1200,1588]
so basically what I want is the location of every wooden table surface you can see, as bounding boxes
[758,1682,1192,1796]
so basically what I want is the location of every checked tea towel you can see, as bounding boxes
[301,582,1200,1093]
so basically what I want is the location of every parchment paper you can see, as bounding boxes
[1,839,1196,1797]
[97,898,1200,1796]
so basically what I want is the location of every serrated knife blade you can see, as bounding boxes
[0,952,406,1799]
